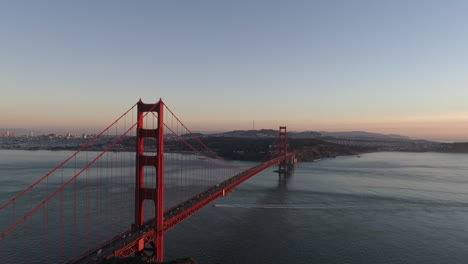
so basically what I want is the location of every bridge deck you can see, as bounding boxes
[68,154,292,263]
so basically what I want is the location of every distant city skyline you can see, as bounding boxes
[1,124,467,143]
[2,1,468,142]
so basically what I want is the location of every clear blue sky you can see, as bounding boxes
[2,0,468,141]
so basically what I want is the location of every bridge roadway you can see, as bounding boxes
[68,154,293,264]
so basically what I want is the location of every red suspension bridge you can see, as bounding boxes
[0,99,295,263]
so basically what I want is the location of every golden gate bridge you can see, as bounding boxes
[0,99,295,263]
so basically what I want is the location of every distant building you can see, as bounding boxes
[1,131,17,137]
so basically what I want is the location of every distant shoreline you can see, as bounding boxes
[2,136,468,163]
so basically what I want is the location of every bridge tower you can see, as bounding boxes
[277,126,293,174]
[135,99,165,261]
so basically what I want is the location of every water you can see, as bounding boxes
[2,150,468,263]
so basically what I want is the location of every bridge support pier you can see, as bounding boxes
[135,99,165,262]
[278,154,295,176]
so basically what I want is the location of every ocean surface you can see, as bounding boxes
[2,150,468,263]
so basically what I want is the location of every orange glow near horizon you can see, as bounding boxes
[2,104,468,142]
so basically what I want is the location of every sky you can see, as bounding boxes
[1,0,468,141]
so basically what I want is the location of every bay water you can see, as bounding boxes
[2,150,468,263]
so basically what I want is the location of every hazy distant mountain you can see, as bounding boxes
[318,131,411,140]
[213,129,410,140]
[289,131,322,138]
[213,129,278,138]
[3,127,410,141]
